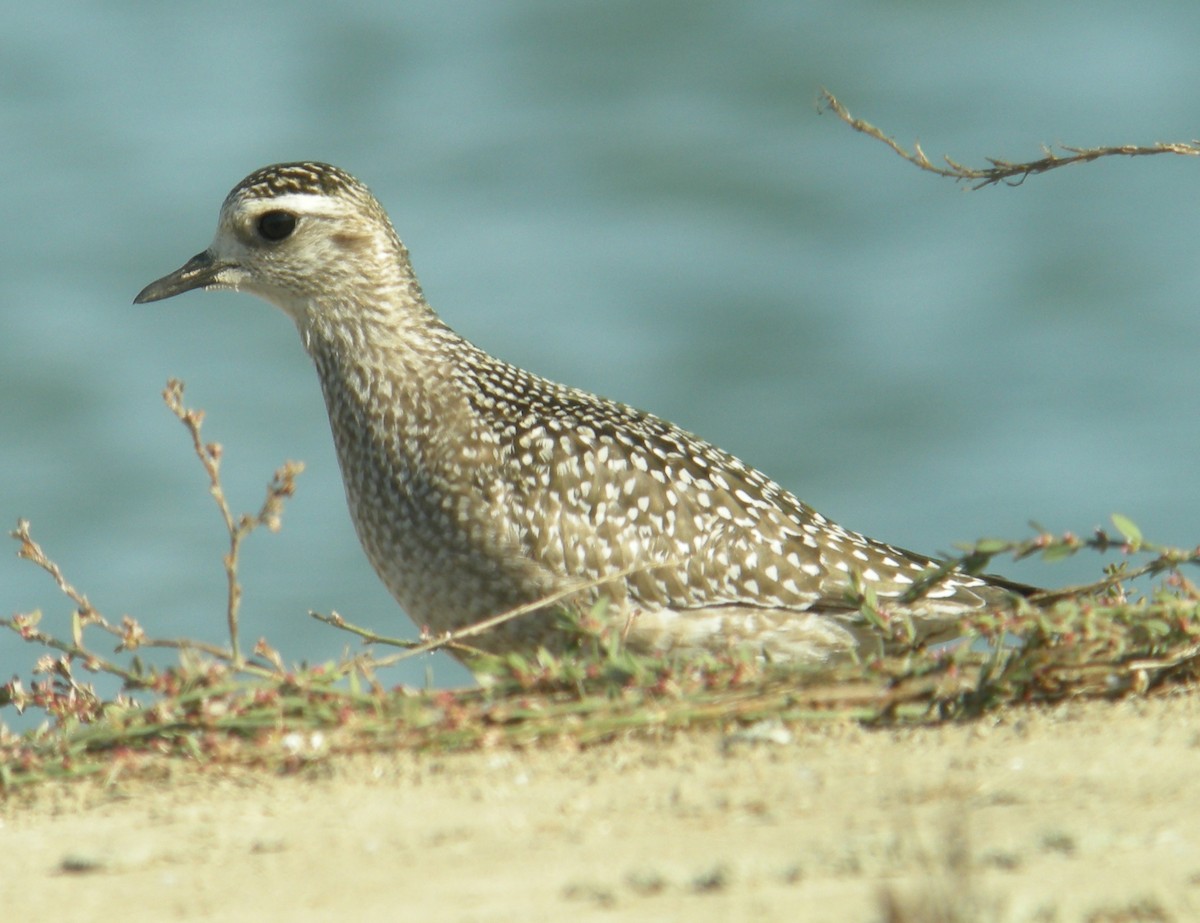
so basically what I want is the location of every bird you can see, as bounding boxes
[135,161,1030,665]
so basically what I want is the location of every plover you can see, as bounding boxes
[136,162,1029,663]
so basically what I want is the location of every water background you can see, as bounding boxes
[5,2,1200,697]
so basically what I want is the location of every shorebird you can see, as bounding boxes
[136,162,1029,663]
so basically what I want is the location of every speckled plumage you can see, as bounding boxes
[136,161,1029,663]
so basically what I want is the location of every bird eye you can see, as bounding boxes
[257,210,297,242]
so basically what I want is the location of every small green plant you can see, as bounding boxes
[3,382,1200,791]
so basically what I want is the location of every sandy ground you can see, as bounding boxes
[3,694,1198,923]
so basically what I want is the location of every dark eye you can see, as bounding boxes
[257,210,297,241]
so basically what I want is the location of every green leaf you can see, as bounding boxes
[1110,513,1143,547]
[1040,543,1076,563]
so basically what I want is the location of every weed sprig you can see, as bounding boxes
[3,383,1199,791]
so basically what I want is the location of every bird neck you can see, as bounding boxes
[301,293,486,478]
[303,286,453,386]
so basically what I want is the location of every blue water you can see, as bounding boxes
[4,2,1200,697]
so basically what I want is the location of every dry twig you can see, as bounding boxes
[818,88,1200,189]
[163,379,303,664]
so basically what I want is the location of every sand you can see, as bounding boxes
[3,694,1197,922]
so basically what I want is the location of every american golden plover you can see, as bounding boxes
[136,162,1029,662]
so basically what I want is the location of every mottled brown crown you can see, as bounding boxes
[229,161,366,201]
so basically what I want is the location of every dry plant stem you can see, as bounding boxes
[818,88,1200,189]
[162,379,303,667]
[5,618,141,685]
[11,518,99,629]
[328,558,685,664]
[6,519,281,681]
[162,380,241,663]
[309,610,427,648]
[309,611,486,660]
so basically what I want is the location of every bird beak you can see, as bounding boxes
[134,249,231,304]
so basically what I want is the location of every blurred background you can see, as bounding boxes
[4,2,1200,693]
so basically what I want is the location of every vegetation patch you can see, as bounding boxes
[4,382,1199,792]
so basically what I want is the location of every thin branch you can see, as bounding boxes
[0,614,145,686]
[162,379,303,665]
[10,518,104,651]
[6,520,283,681]
[310,610,488,660]
[818,88,1200,189]
[317,558,685,664]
